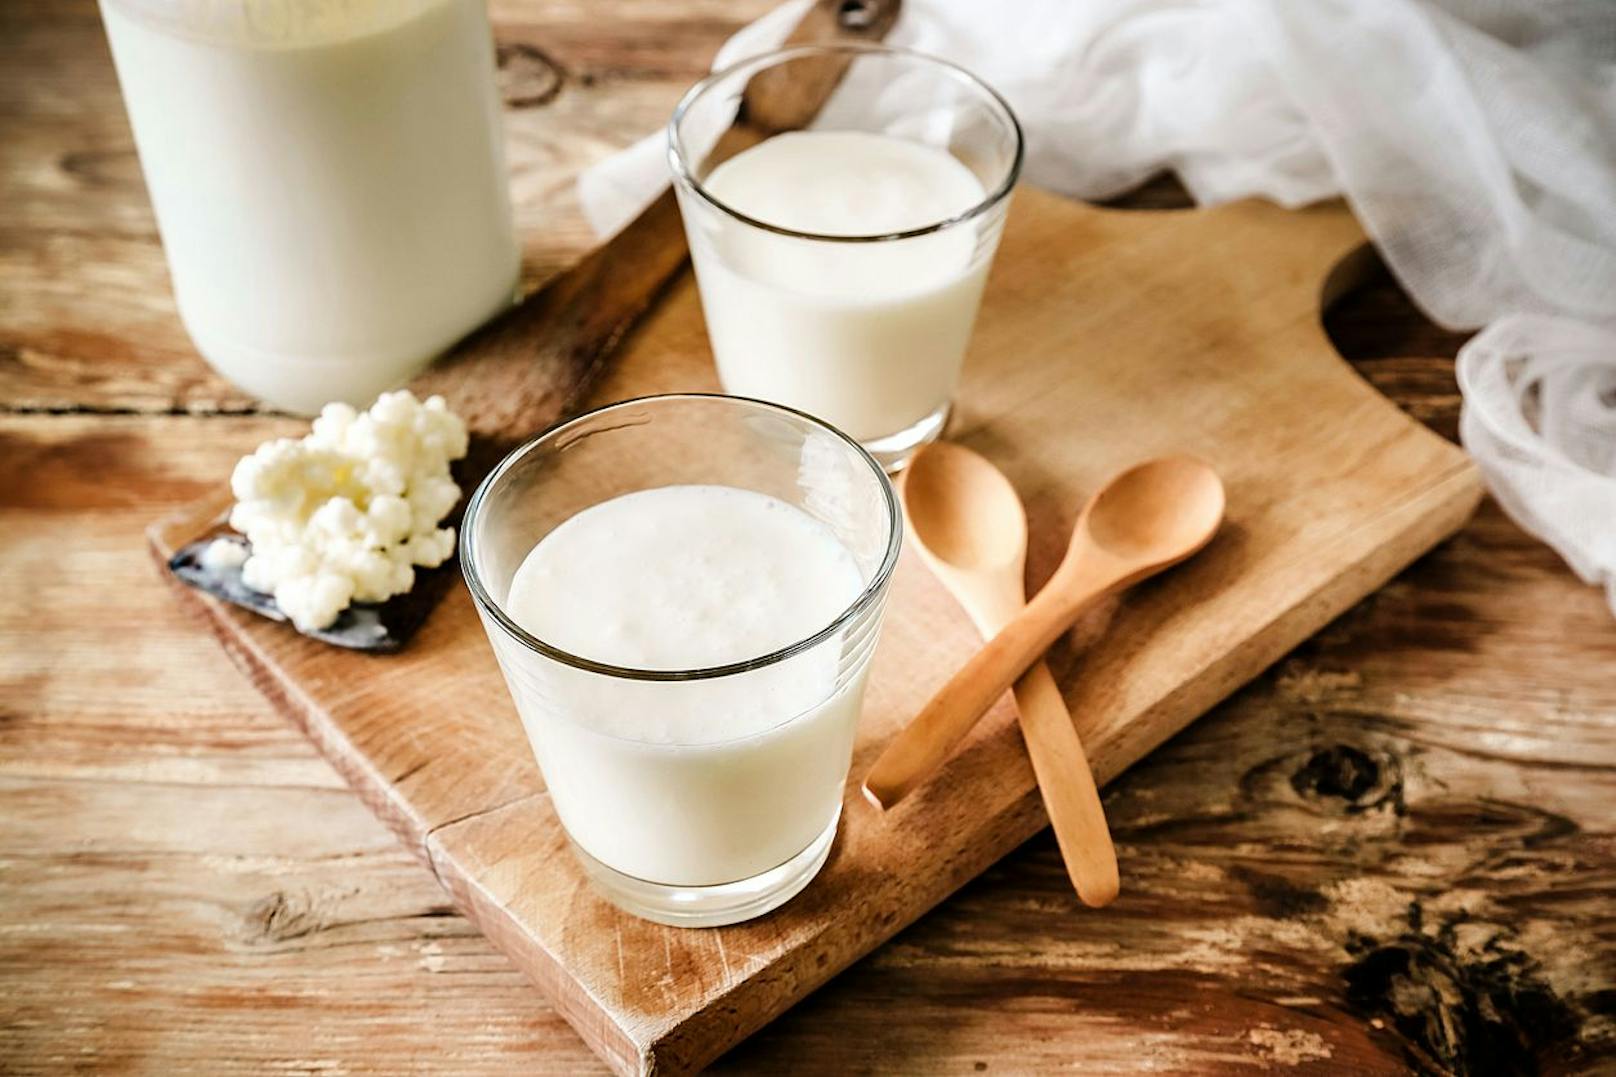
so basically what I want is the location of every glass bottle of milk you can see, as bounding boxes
[99,0,520,414]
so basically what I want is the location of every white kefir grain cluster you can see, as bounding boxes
[224,391,469,631]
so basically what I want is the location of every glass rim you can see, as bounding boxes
[667,42,1025,245]
[459,392,903,683]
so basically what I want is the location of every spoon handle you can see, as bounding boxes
[863,571,1115,809]
[1012,661,1120,907]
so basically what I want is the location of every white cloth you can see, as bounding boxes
[1459,316,1616,615]
[579,0,1616,613]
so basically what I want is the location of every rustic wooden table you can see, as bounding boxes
[3,2,1613,1073]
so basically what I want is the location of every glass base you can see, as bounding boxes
[861,401,951,473]
[569,809,841,928]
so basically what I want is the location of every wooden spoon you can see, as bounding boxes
[896,442,1120,907]
[864,454,1225,810]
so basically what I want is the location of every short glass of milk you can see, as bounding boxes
[461,394,901,926]
[669,44,1023,470]
[98,0,520,414]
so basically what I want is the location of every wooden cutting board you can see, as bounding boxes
[149,187,1481,1076]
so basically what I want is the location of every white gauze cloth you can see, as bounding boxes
[578,0,1616,614]
[1459,316,1616,613]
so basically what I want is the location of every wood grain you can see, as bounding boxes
[3,1,1613,1075]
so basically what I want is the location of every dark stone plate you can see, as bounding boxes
[167,534,457,653]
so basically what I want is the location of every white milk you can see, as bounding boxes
[100,0,519,414]
[501,484,869,887]
[687,131,990,444]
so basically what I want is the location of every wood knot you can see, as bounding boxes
[496,43,564,109]
[58,149,143,189]
[1290,744,1404,816]
[838,0,880,29]
[1239,738,1404,820]
[242,889,336,945]
[1292,745,1376,803]
[1344,910,1582,1074]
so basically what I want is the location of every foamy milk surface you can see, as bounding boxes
[702,130,986,296]
[505,484,863,743]
[688,131,993,442]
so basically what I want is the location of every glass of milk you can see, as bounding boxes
[461,394,901,927]
[669,44,1023,470]
[98,0,520,414]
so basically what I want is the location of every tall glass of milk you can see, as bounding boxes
[461,394,901,927]
[98,0,520,414]
[669,45,1023,470]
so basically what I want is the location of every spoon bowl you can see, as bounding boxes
[1079,455,1226,568]
[903,441,1027,573]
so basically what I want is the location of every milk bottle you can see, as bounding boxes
[100,0,519,413]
